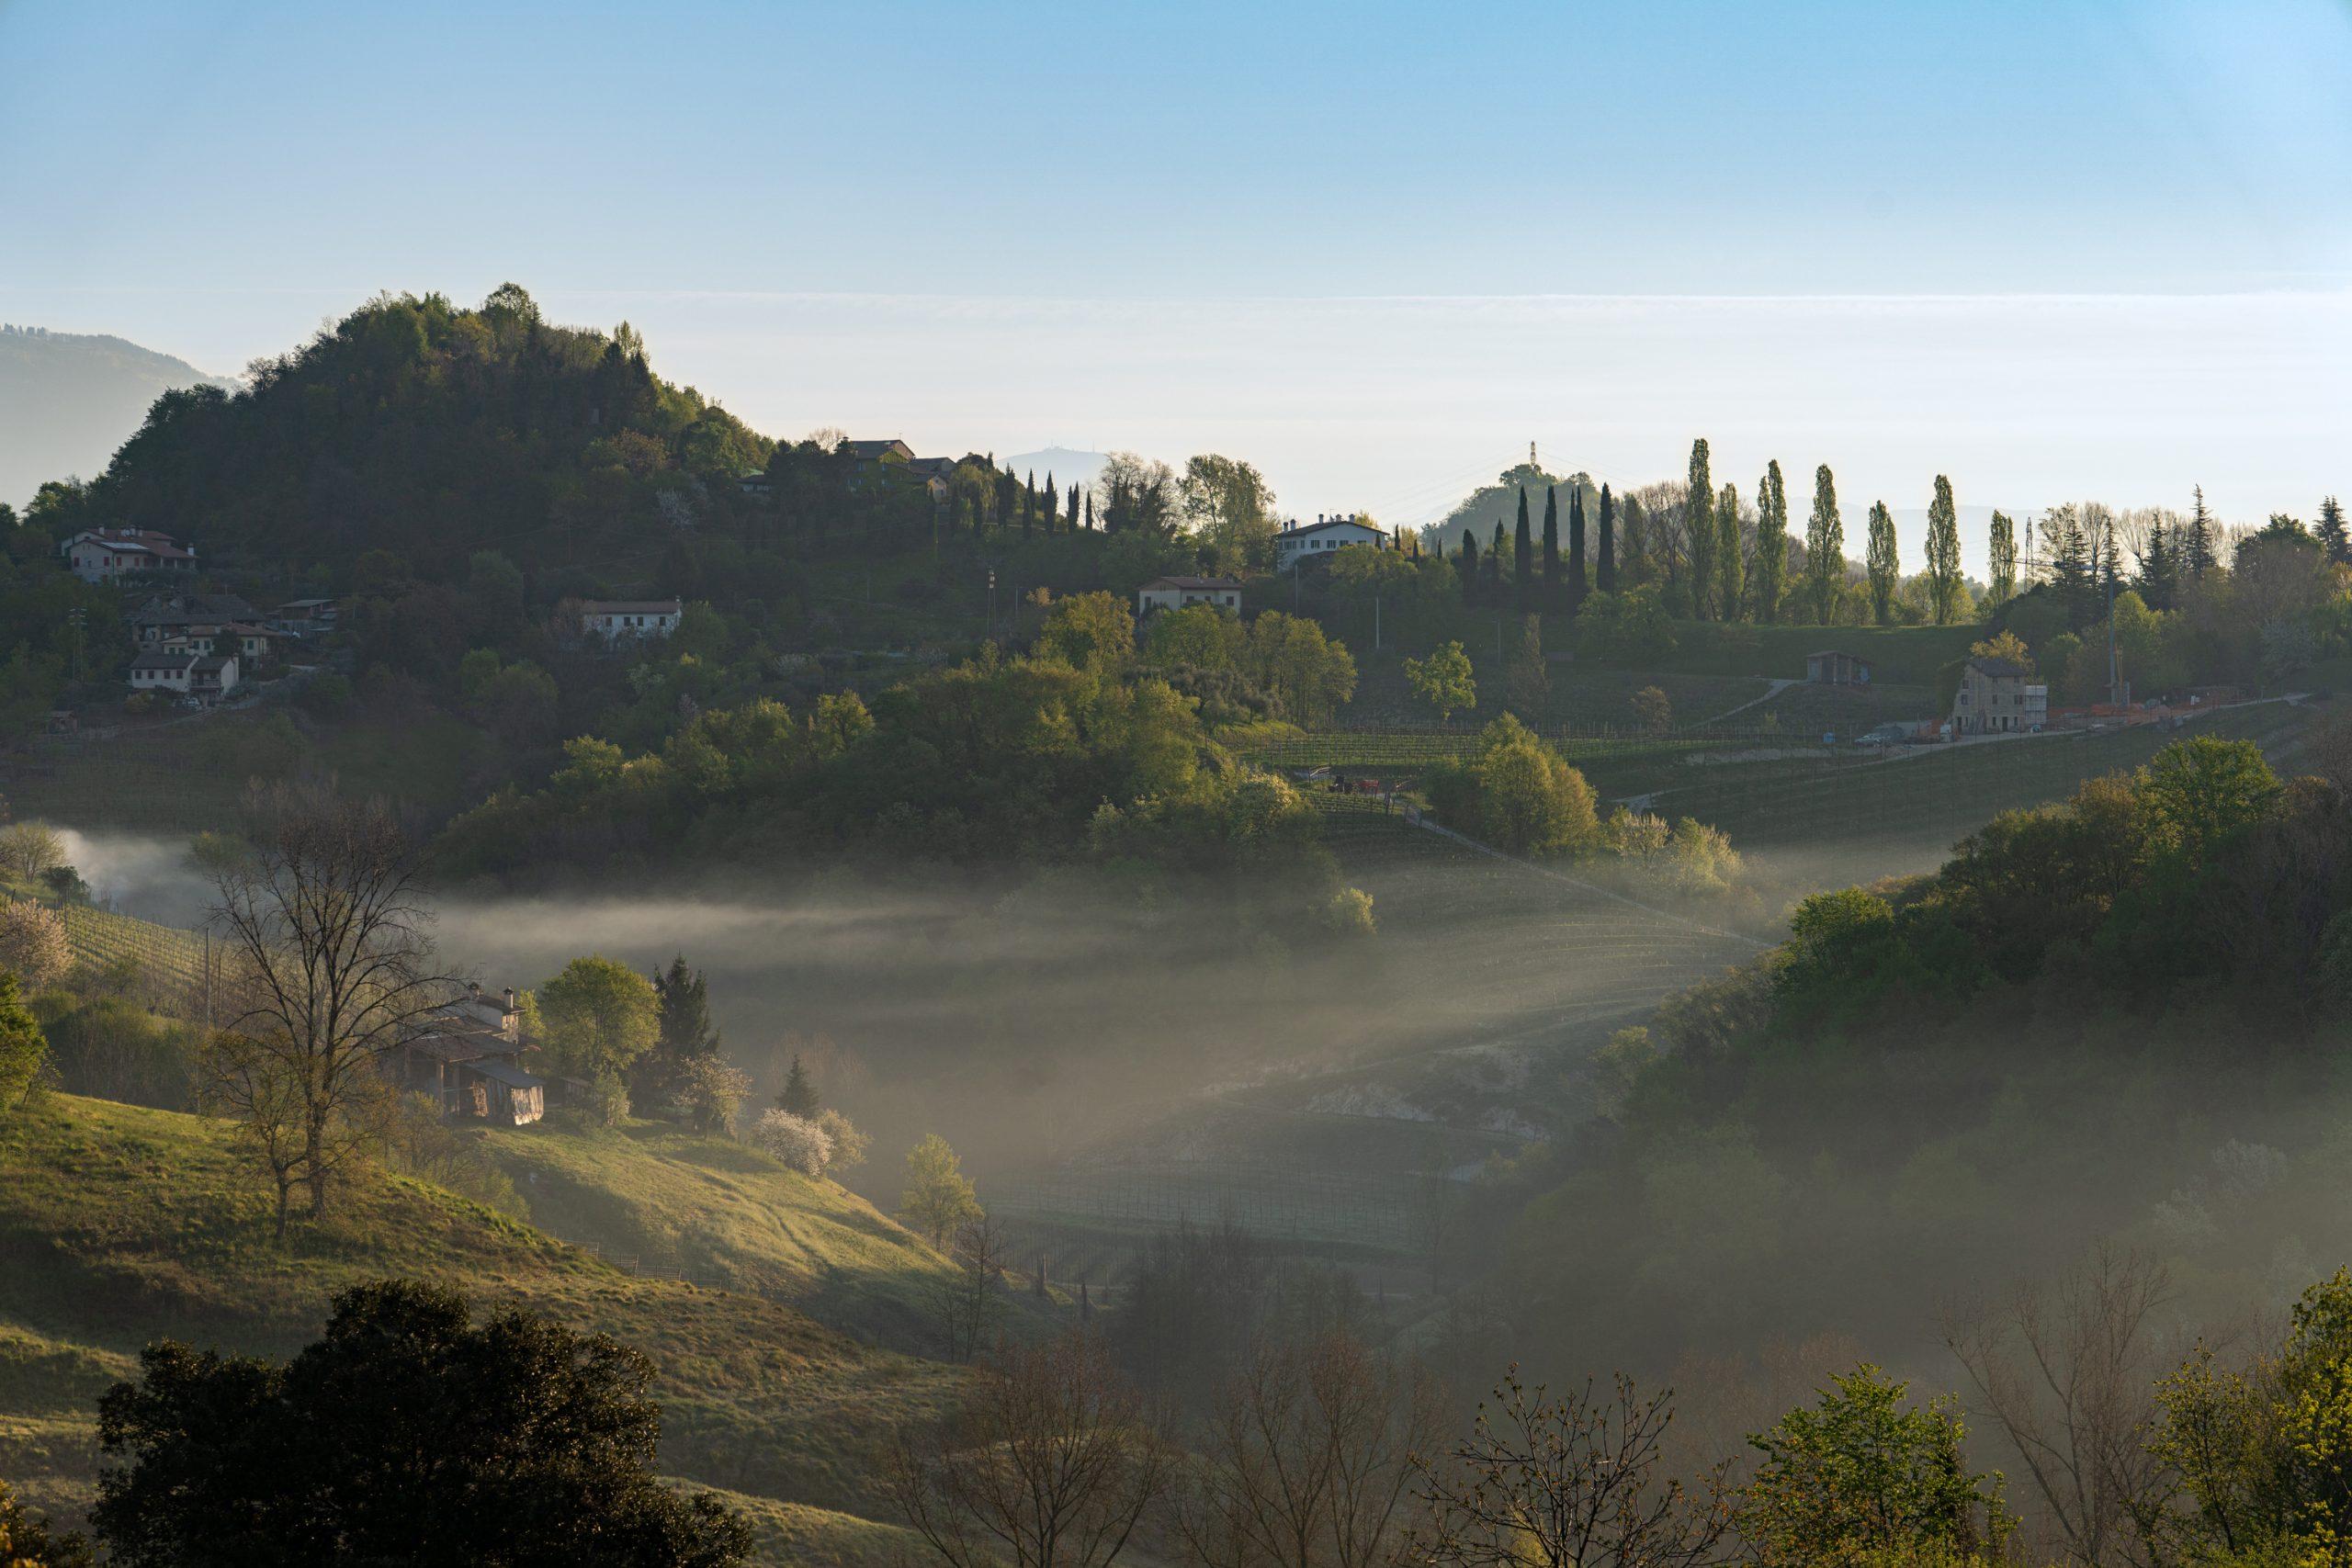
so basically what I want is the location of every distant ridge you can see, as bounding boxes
[0,325,236,508]
[1002,446,1109,495]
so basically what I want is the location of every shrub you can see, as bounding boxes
[752,1109,834,1177]
[0,900,71,991]
[1320,885,1377,935]
[814,1108,869,1170]
[0,975,46,1113]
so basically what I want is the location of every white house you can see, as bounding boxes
[128,649,238,701]
[62,528,197,582]
[1136,576,1244,616]
[1273,514,1391,572]
[581,598,684,642]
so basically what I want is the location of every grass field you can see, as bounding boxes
[0,1094,965,1560]
[472,1117,963,1355]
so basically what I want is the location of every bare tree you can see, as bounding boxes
[1942,1246,2177,1568]
[208,787,450,1228]
[886,1330,1170,1568]
[1413,1368,1733,1568]
[929,1213,1010,1363]
[1170,1330,1442,1568]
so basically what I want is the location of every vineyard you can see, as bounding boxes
[59,904,218,1021]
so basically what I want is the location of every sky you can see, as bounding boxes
[4,0,2350,547]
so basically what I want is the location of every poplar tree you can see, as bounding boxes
[1684,439,1716,620]
[1541,486,1561,610]
[1754,460,1788,623]
[1716,481,1744,621]
[1513,487,1534,610]
[1805,465,1844,625]
[1925,474,1962,624]
[1988,511,2018,604]
[1596,483,1617,592]
[1865,501,1899,625]
[1567,484,1589,610]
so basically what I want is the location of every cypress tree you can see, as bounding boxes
[1804,465,1844,624]
[1597,484,1617,592]
[1866,501,1899,625]
[1925,474,1962,624]
[1754,461,1788,623]
[1567,485,1589,610]
[1542,486,1561,609]
[1685,439,1716,620]
[1084,488,1095,530]
[1066,483,1080,531]
[1716,481,1743,621]
[1487,521,1506,602]
[1459,532,1479,604]
[2187,485,2214,577]
[1043,472,1058,536]
[1513,488,1534,609]
[1023,470,1037,536]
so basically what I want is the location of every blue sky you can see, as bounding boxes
[4,0,2349,541]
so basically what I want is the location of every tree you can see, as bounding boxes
[1099,453,1180,538]
[1171,1331,1441,1568]
[886,1331,1168,1568]
[1755,462,1789,624]
[1740,1364,2014,1565]
[639,953,718,1104]
[1926,474,1963,624]
[1513,488,1534,611]
[1182,456,1278,574]
[1405,642,1477,726]
[751,1108,833,1176]
[1988,511,2019,605]
[1866,502,1900,625]
[1458,533,1479,605]
[2320,495,2349,567]
[1597,484,1617,593]
[0,899,71,991]
[0,1478,91,1567]
[1684,441,1716,622]
[1804,466,1845,625]
[929,1213,1009,1363]
[1542,486,1562,610]
[1942,1247,2174,1568]
[2045,504,2097,628]
[1505,615,1549,719]
[1038,592,1136,673]
[1567,485,1589,612]
[1715,482,1744,622]
[900,1133,982,1247]
[92,1279,751,1567]
[0,821,64,881]
[2185,485,2217,578]
[0,972,47,1115]
[1474,723,1598,856]
[673,1053,751,1135]
[1415,1368,1732,1568]
[777,1053,820,1116]
[2133,737,2281,861]
[538,954,660,1093]
[1246,613,1357,728]
[209,788,450,1224]
[1631,684,1672,736]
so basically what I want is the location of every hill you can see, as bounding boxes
[0,327,234,512]
[0,1093,965,1559]
[21,287,772,581]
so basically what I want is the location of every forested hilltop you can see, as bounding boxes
[23,287,769,578]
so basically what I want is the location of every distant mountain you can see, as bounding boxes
[1002,446,1109,496]
[0,325,236,508]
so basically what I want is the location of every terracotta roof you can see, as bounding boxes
[1278,518,1384,538]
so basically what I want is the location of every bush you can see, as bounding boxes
[0,975,46,1114]
[1320,885,1377,935]
[0,901,71,991]
[813,1108,869,1170]
[752,1109,834,1177]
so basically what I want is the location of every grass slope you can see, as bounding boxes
[472,1118,957,1354]
[0,1094,964,1559]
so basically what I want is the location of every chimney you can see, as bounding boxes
[504,987,517,1012]
[468,980,481,998]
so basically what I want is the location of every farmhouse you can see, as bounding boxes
[61,527,197,582]
[580,598,683,642]
[400,983,545,1126]
[130,592,261,648]
[1274,514,1392,572]
[127,649,238,702]
[1951,656,2048,735]
[1136,576,1243,616]
[273,598,339,632]
[1805,650,1873,685]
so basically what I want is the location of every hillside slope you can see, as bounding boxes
[0,1094,963,1556]
[472,1118,958,1354]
